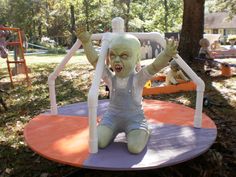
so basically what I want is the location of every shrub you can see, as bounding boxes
[47,47,66,54]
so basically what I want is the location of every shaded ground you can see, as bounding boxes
[0,61,235,177]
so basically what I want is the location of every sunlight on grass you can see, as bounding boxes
[212,78,236,107]
[0,53,89,69]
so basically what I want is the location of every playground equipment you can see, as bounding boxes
[203,34,221,47]
[210,38,236,59]
[220,62,235,77]
[142,60,196,96]
[211,48,236,59]
[142,75,196,96]
[24,18,217,170]
[195,57,236,77]
[197,37,236,77]
[201,34,236,59]
[0,27,30,86]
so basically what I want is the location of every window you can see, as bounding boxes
[212,29,218,34]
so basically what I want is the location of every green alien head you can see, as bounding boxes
[109,33,141,78]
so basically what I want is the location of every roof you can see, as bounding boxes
[204,12,236,29]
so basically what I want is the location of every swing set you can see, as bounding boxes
[0,27,30,86]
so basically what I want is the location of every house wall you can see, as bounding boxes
[204,29,212,34]
[225,28,236,35]
[218,29,224,35]
[205,28,236,35]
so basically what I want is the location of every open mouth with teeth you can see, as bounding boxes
[114,64,123,72]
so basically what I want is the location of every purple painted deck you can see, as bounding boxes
[83,123,216,170]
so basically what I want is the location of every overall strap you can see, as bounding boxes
[111,75,117,91]
[126,73,134,93]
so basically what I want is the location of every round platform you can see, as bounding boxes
[24,99,217,170]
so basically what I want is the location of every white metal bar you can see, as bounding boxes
[87,33,111,153]
[48,39,82,114]
[174,55,205,128]
[48,34,104,115]
[131,32,166,48]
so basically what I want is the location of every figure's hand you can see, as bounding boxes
[164,38,178,57]
[75,27,91,44]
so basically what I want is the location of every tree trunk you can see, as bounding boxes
[70,4,76,46]
[45,0,50,35]
[125,0,131,32]
[38,22,42,40]
[164,0,168,32]
[83,0,90,31]
[178,0,205,64]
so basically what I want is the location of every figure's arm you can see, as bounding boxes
[76,28,98,67]
[146,39,178,75]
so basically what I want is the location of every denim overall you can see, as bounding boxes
[100,73,148,134]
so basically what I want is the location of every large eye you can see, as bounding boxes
[110,53,115,59]
[120,53,128,59]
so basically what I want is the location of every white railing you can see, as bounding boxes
[174,55,205,128]
[48,34,103,115]
[87,33,111,153]
[131,32,205,128]
[48,39,82,115]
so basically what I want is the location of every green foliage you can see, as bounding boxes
[207,0,236,17]
[129,0,183,32]
[47,47,66,54]
[0,0,8,25]
[0,0,183,46]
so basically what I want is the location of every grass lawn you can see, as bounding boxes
[0,53,89,69]
[0,54,236,177]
